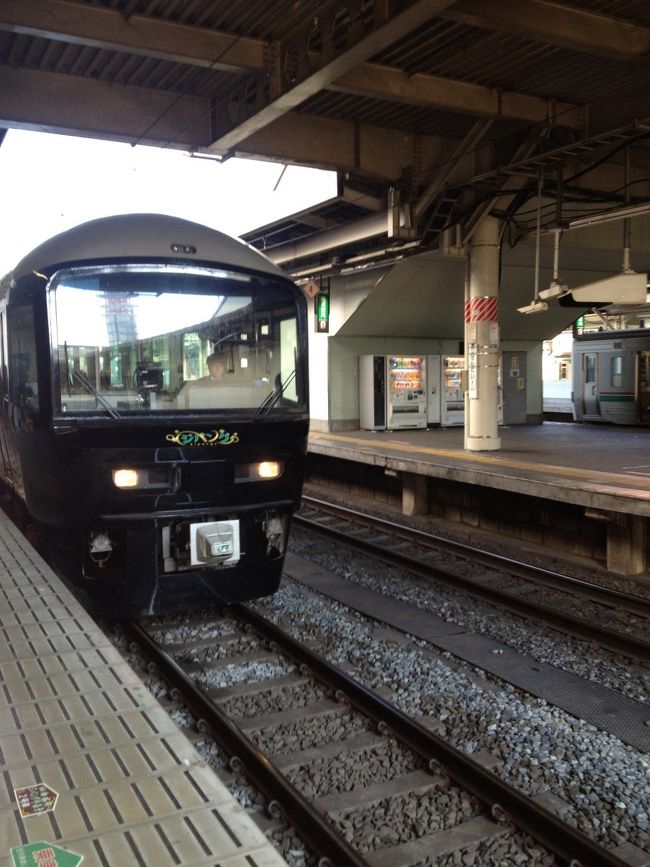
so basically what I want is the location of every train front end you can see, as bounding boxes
[9,215,309,616]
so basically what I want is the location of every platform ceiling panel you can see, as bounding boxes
[2,1,648,158]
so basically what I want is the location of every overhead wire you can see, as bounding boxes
[131,31,245,148]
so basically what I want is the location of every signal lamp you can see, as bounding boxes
[315,292,330,333]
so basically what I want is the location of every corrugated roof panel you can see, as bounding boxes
[372,14,649,105]
[107,0,324,40]
[569,0,650,24]
[0,31,240,97]
[299,91,527,141]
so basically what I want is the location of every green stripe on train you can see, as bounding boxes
[599,394,634,402]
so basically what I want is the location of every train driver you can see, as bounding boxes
[197,352,225,384]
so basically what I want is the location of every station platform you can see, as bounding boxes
[0,511,287,867]
[307,422,650,578]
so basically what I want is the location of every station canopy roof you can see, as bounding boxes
[2,1,650,334]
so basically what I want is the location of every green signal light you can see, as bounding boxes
[317,293,329,320]
[315,293,330,332]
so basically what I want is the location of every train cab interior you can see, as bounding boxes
[51,266,303,418]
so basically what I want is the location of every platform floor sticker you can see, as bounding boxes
[14,784,59,817]
[10,842,83,867]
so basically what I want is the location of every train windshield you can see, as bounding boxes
[49,265,306,417]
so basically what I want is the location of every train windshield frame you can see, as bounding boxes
[47,264,307,420]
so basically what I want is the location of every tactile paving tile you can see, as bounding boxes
[0,513,288,867]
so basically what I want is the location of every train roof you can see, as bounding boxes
[574,327,650,342]
[8,213,287,283]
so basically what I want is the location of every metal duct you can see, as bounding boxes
[263,212,390,265]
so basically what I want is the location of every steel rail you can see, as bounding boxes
[302,495,650,617]
[297,496,650,660]
[233,603,632,867]
[123,620,370,867]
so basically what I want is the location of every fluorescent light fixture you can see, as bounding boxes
[538,280,569,301]
[517,299,549,314]
[567,201,650,230]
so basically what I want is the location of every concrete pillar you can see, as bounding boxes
[465,215,501,452]
[607,514,646,576]
[402,472,428,516]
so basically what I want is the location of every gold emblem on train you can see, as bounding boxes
[165,429,239,446]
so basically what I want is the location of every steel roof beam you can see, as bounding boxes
[441,0,650,61]
[207,0,458,153]
[263,212,392,265]
[0,0,265,74]
[0,66,211,149]
[413,119,493,222]
[0,63,437,180]
[330,63,584,128]
[4,0,648,74]
[221,111,442,181]
[0,0,587,140]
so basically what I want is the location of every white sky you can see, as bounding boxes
[56,283,228,346]
[0,129,337,276]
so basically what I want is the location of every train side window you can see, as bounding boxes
[584,355,596,383]
[641,352,650,388]
[611,355,623,388]
[8,305,39,410]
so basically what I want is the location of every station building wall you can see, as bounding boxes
[306,259,545,432]
[309,335,543,432]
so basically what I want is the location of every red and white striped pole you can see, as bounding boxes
[465,216,501,451]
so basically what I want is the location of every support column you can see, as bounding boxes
[607,514,646,576]
[465,216,501,452]
[402,472,427,516]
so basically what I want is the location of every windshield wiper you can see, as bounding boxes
[72,368,122,420]
[64,342,72,397]
[257,370,296,415]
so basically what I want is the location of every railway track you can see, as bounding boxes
[296,495,650,661]
[124,606,633,867]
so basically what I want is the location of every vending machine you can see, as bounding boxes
[441,355,465,426]
[359,354,386,430]
[359,355,427,430]
[386,355,427,429]
[426,355,441,425]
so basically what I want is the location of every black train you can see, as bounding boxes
[0,213,309,616]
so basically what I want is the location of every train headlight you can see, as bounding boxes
[113,469,140,488]
[234,461,283,483]
[112,467,174,489]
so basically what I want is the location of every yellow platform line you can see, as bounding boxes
[309,431,650,494]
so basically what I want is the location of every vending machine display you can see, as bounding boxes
[441,355,465,426]
[387,355,427,429]
[359,355,427,430]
